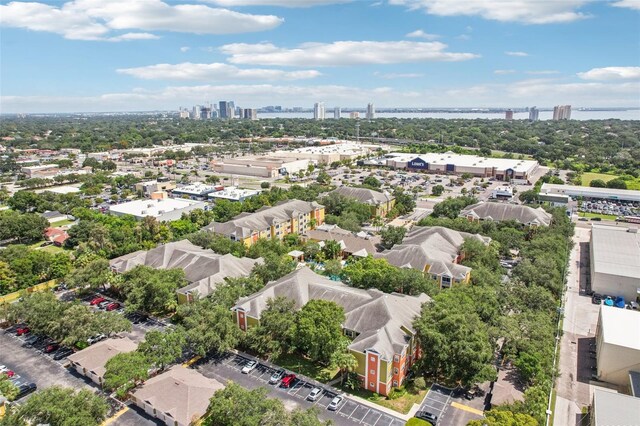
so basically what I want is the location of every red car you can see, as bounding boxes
[44,343,60,353]
[16,326,30,336]
[90,296,105,306]
[281,374,297,388]
[4,370,15,378]
[106,302,120,311]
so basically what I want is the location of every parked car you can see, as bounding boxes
[89,296,105,306]
[16,326,30,336]
[87,334,106,345]
[307,387,322,402]
[3,369,15,378]
[327,395,343,411]
[24,335,44,346]
[53,347,74,360]
[97,300,111,309]
[15,383,37,400]
[269,369,285,385]
[416,411,438,425]
[106,302,121,311]
[592,295,602,305]
[281,374,296,388]
[241,360,257,374]
[44,343,60,353]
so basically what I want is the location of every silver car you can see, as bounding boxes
[307,387,322,401]
[327,395,343,411]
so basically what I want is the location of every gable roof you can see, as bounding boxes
[132,366,224,426]
[203,199,323,240]
[234,268,430,360]
[329,186,394,205]
[460,201,552,226]
[110,240,261,299]
[302,225,379,256]
[377,226,489,279]
[67,337,137,380]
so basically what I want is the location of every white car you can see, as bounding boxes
[307,387,322,401]
[327,395,343,411]
[241,360,257,374]
[87,334,106,345]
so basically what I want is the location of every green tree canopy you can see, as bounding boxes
[295,299,347,364]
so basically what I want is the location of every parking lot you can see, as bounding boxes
[197,352,406,426]
[415,384,484,426]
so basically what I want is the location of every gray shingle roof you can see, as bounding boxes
[302,225,379,256]
[376,226,490,279]
[329,186,394,206]
[109,240,261,299]
[67,337,137,380]
[460,201,553,226]
[203,199,323,239]
[234,268,430,360]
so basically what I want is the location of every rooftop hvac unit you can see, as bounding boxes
[141,210,147,215]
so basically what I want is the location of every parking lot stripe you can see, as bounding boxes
[101,407,129,425]
[451,401,484,416]
[359,408,370,424]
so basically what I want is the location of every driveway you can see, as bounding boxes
[416,384,484,426]
[195,352,406,426]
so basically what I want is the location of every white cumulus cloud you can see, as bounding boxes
[505,51,529,57]
[494,69,516,75]
[388,0,591,24]
[220,40,479,66]
[577,66,640,81]
[525,70,560,75]
[406,29,440,40]
[201,0,353,6]
[117,62,321,81]
[611,0,640,10]
[373,72,425,79]
[0,0,283,41]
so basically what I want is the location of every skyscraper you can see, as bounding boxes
[529,106,539,122]
[334,106,341,119]
[505,109,513,120]
[242,108,257,120]
[553,105,572,120]
[218,101,228,119]
[313,102,325,120]
[366,103,375,119]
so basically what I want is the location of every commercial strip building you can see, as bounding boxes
[203,200,325,247]
[274,143,377,165]
[207,187,261,202]
[301,224,379,258]
[110,240,261,303]
[109,197,206,222]
[590,225,640,303]
[380,152,539,183]
[590,389,640,426]
[595,306,640,389]
[211,155,310,178]
[134,180,177,196]
[376,226,491,288]
[460,201,553,227]
[540,183,640,203]
[232,268,430,396]
[67,337,137,385]
[328,186,395,218]
[131,366,224,426]
[172,183,221,200]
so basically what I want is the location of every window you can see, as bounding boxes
[394,368,398,375]
[370,369,375,375]
[442,276,452,288]
[393,380,398,387]
[370,356,376,362]
[370,382,375,388]
[393,355,399,362]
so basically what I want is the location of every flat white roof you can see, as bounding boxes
[208,187,260,200]
[599,306,640,350]
[41,185,81,194]
[388,151,538,173]
[173,183,219,195]
[591,225,640,280]
[109,198,204,218]
[541,183,640,202]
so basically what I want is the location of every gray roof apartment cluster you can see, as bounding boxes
[234,267,430,360]
[328,186,394,206]
[109,240,261,300]
[460,201,553,227]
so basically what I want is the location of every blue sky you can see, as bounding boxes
[1,0,639,112]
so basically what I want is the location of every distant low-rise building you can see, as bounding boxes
[172,183,221,200]
[21,164,59,178]
[328,186,395,218]
[110,240,261,303]
[301,224,379,258]
[376,226,490,288]
[490,185,514,200]
[211,156,310,178]
[41,210,68,224]
[67,337,137,385]
[44,227,69,246]
[232,268,430,396]
[203,200,324,246]
[460,201,553,227]
[131,366,224,426]
[208,187,261,202]
[540,183,640,203]
[590,225,640,305]
[134,180,177,196]
[109,197,206,222]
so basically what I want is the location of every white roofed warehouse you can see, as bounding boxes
[595,306,640,388]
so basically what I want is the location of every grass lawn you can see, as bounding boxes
[336,383,429,415]
[273,353,339,383]
[49,219,75,227]
[578,211,618,221]
[580,172,619,186]
[28,240,65,253]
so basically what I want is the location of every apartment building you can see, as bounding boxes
[329,186,395,218]
[232,268,430,396]
[203,200,325,247]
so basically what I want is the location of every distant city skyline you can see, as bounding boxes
[1,0,639,112]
